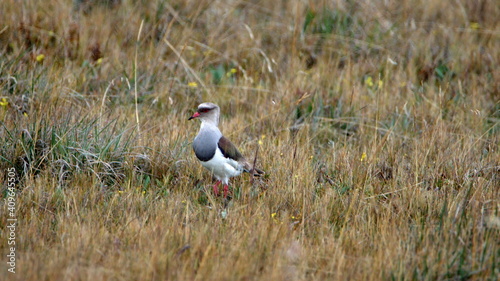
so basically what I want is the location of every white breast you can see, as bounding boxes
[200,148,244,184]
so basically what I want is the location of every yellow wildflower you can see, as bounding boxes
[258,135,266,145]
[188,82,198,88]
[226,68,237,77]
[365,76,374,87]
[96,58,103,65]
[470,22,480,30]
[23,112,28,117]
[224,68,237,78]
[0,98,8,107]
[360,152,367,162]
[271,212,283,224]
[378,80,383,88]
[36,54,45,63]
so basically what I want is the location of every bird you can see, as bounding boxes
[189,102,263,198]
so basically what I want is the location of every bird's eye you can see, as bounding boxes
[199,108,209,113]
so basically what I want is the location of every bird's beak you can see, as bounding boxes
[188,112,200,120]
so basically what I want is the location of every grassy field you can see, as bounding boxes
[1,0,499,280]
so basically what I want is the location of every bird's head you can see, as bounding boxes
[188,102,220,125]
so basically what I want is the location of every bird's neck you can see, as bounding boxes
[200,120,219,131]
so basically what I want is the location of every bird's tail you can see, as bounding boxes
[243,162,265,176]
[250,167,265,176]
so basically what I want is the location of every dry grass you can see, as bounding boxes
[1,0,499,280]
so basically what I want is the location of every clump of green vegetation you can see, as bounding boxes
[0,0,498,280]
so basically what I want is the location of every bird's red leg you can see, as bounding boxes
[213,180,221,196]
[223,184,229,198]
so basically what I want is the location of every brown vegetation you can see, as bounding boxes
[0,0,498,280]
